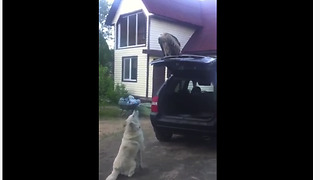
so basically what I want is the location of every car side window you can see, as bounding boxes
[199,83,214,92]
[187,80,214,93]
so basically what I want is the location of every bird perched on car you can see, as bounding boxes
[158,33,181,57]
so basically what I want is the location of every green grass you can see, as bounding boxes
[99,105,122,120]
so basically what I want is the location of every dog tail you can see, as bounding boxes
[106,170,120,180]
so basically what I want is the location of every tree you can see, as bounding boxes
[99,0,113,40]
[99,0,118,107]
[99,31,112,68]
[99,64,114,102]
[99,0,114,68]
[99,64,128,106]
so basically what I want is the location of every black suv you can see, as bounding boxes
[150,55,217,142]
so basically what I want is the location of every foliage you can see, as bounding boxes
[99,0,125,107]
[99,65,113,106]
[99,0,109,25]
[99,31,112,67]
[99,0,113,40]
[99,0,114,70]
[138,104,151,117]
[107,83,129,104]
[99,64,129,105]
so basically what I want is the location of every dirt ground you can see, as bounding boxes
[99,117,216,180]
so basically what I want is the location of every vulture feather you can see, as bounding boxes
[158,33,181,56]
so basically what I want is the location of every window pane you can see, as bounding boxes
[120,17,127,47]
[131,57,137,80]
[197,82,214,92]
[124,59,130,79]
[128,15,136,46]
[137,13,146,44]
[187,80,194,92]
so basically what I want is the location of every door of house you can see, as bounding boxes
[152,65,165,97]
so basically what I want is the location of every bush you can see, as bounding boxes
[138,103,151,117]
[107,83,129,104]
[99,64,130,105]
[99,65,114,106]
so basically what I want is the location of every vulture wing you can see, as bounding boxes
[158,33,181,57]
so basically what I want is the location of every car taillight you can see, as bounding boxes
[151,96,158,112]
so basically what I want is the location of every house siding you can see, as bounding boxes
[112,0,151,98]
[114,48,148,97]
[112,0,151,25]
[112,0,198,99]
[149,17,196,51]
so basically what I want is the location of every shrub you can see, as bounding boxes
[99,65,112,106]
[107,83,129,104]
[99,64,130,105]
[138,103,151,117]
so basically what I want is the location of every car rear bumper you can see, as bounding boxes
[150,112,216,135]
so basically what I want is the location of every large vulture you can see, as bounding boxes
[158,33,181,56]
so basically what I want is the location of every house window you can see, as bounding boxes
[117,12,146,48]
[122,56,137,82]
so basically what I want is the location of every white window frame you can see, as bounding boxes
[117,12,146,49]
[122,57,137,82]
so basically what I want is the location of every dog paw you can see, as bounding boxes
[106,174,116,180]
[128,170,135,177]
[105,176,113,180]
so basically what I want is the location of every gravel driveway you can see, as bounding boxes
[99,117,217,180]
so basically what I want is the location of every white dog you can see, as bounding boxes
[106,110,145,180]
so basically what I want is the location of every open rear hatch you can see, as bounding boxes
[151,55,217,124]
[151,54,216,80]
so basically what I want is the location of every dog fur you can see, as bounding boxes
[106,110,145,180]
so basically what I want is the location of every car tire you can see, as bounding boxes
[154,127,173,142]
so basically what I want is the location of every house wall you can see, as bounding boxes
[113,0,151,98]
[146,18,196,98]
[114,48,148,97]
[149,17,196,51]
[112,0,151,25]
[112,0,197,99]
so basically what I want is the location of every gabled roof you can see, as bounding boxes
[141,0,203,27]
[182,0,216,54]
[106,0,216,54]
[106,0,203,26]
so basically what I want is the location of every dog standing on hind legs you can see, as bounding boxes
[106,110,145,180]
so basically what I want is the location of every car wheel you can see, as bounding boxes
[154,127,173,142]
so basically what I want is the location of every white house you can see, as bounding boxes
[106,0,217,101]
